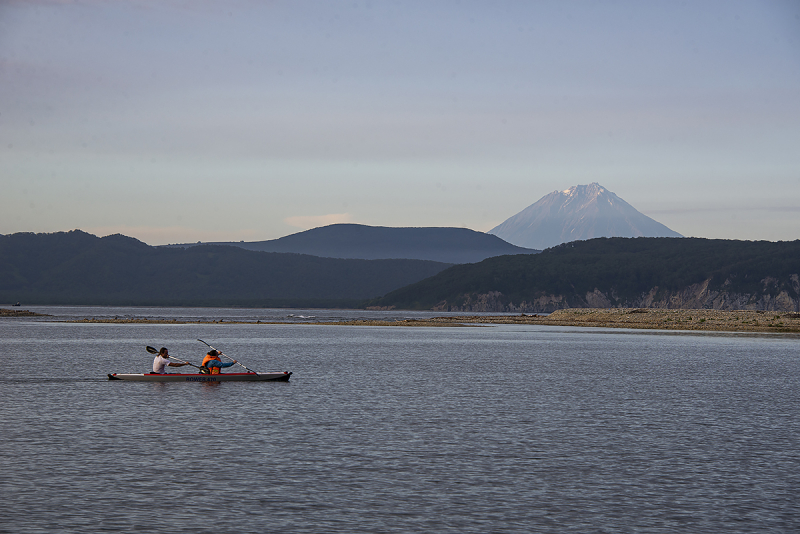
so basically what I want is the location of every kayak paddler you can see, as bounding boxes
[152,347,191,374]
[200,349,237,375]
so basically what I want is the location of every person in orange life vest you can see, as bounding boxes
[152,347,191,374]
[201,349,237,374]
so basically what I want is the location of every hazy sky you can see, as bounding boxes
[2,0,799,245]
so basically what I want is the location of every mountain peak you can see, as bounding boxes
[489,183,682,250]
[562,182,603,196]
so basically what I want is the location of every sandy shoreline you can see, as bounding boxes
[327,308,800,332]
[5,307,800,333]
[0,308,42,317]
[442,308,800,333]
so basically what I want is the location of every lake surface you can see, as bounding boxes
[2,308,799,533]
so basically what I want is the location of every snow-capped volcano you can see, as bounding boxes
[489,183,682,250]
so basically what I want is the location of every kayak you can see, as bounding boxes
[108,371,292,382]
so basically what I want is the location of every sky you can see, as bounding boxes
[1,0,799,245]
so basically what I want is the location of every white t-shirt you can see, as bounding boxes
[153,355,171,374]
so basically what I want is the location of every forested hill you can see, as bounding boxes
[168,223,538,264]
[0,230,452,306]
[367,237,800,312]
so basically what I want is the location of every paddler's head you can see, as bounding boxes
[159,347,169,356]
[207,350,219,357]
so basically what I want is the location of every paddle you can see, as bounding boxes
[197,339,258,374]
[145,346,203,371]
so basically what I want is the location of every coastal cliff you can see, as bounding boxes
[431,274,800,313]
[371,238,800,313]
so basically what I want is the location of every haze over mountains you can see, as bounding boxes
[168,184,679,262]
[169,224,538,263]
[490,183,683,250]
[8,184,795,312]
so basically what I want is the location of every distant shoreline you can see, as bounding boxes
[4,307,800,333]
[441,308,800,333]
[325,308,800,332]
[0,308,44,317]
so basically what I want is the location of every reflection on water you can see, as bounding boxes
[1,309,799,533]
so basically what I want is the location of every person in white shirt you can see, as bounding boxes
[152,347,191,374]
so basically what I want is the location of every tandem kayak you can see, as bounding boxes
[108,371,292,382]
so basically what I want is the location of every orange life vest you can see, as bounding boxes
[202,354,222,374]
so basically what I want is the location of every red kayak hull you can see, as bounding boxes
[108,371,291,382]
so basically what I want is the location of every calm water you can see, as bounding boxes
[1,308,799,533]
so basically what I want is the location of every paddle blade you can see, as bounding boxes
[146,346,159,354]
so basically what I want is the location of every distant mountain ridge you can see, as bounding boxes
[4,230,798,312]
[489,183,682,250]
[168,224,538,264]
[0,230,452,306]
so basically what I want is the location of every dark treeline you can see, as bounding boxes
[368,237,800,310]
[0,230,452,306]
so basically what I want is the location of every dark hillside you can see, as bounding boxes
[0,230,452,306]
[368,237,800,312]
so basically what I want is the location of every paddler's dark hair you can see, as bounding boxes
[159,347,168,355]
[208,349,219,356]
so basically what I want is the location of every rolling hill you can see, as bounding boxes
[168,223,539,263]
[0,230,453,306]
